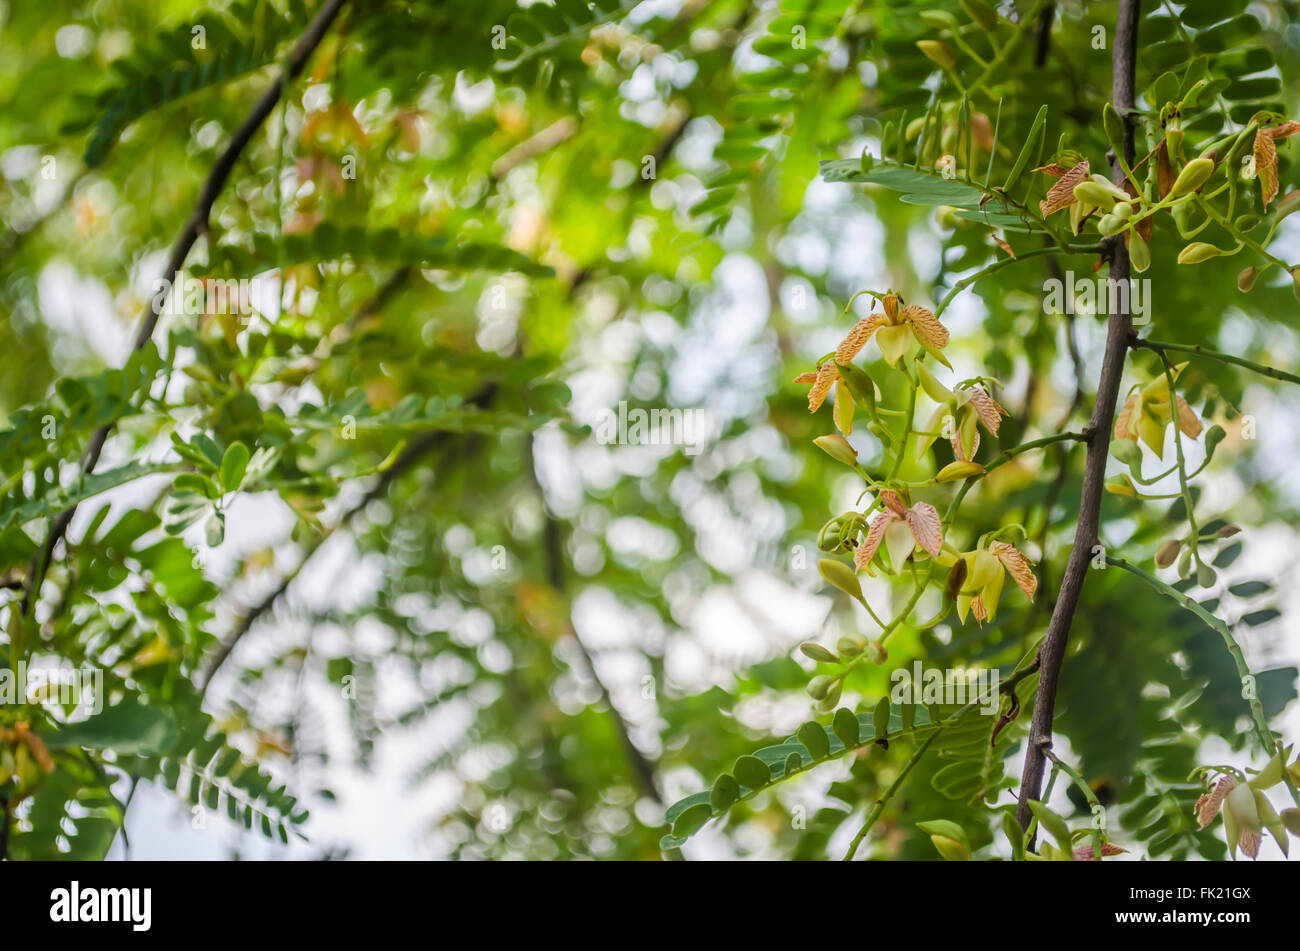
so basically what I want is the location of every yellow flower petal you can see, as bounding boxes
[833,382,854,435]
[1138,411,1166,459]
[876,324,913,367]
[808,361,838,412]
[836,313,888,364]
[901,304,950,353]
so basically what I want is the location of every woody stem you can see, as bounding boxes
[1015,0,1141,835]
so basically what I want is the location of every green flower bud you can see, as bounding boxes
[1178,242,1222,264]
[807,675,835,700]
[814,433,858,467]
[837,634,866,658]
[1073,180,1118,210]
[1128,231,1151,272]
[1170,157,1215,197]
[1096,213,1125,236]
[916,40,956,72]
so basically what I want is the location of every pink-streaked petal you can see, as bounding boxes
[877,489,907,516]
[1194,776,1237,830]
[1072,842,1127,861]
[967,386,1007,436]
[904,502,944,558]
[1177,397,1203,439]
[855,512,897,570]
[990,541,1037,601]
[1240,829,1261,860]
[951,428,981,463]
[1039,160,1090,216]
[1115,392,1139,441]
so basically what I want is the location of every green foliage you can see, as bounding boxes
[2,0,1299,863]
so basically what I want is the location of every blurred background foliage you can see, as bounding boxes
[0,0,1298,859]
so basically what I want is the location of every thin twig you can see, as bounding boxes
[20,0,349,618]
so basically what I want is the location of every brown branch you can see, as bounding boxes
[19,0,349,617]
[1016,0,1140,832]
[525,434,663,804]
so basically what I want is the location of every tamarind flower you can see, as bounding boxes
[853,489,944,574]
[1194,775,1237,829]
[794,360,840,413]
[1114,367,1202,460]
[917,381,1008,463]
[1194,767,1291,859]
[953,541,1037,625]
[834,292,951,369]
[1037,158,1091,216]
[1252,114,1300,208]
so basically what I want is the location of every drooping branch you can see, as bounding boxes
[20,0,349,618]
[1015,0,1141,832]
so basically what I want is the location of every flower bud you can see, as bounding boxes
[1073,180,1118,210]
[1128,231,1150,272]
[1238,266,1259,292]
[837,634,866,658]
[799,642,839,664]
[1178,241,1221,264]
[1096,213,1126,236]
[1170,157,1215,196]
[807,675,835,700]
[936,460,986,482]
[1111,201,1134,219]
[916,40,955,71]
[818,558,864,602]
[866,641,888,665]
[930,834,971,861]
[814,433,858,467]
[1155,539,1181,568]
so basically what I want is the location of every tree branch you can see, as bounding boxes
[20,0,349,618]
[1015,0,1140,832]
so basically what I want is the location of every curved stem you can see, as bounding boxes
[843,728,943,860]
[944,431,1087,520]
[1159,355,1201,567]
[1107,556,1293,805]
[934,244,1101,320]
[1134,338,1300,387]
